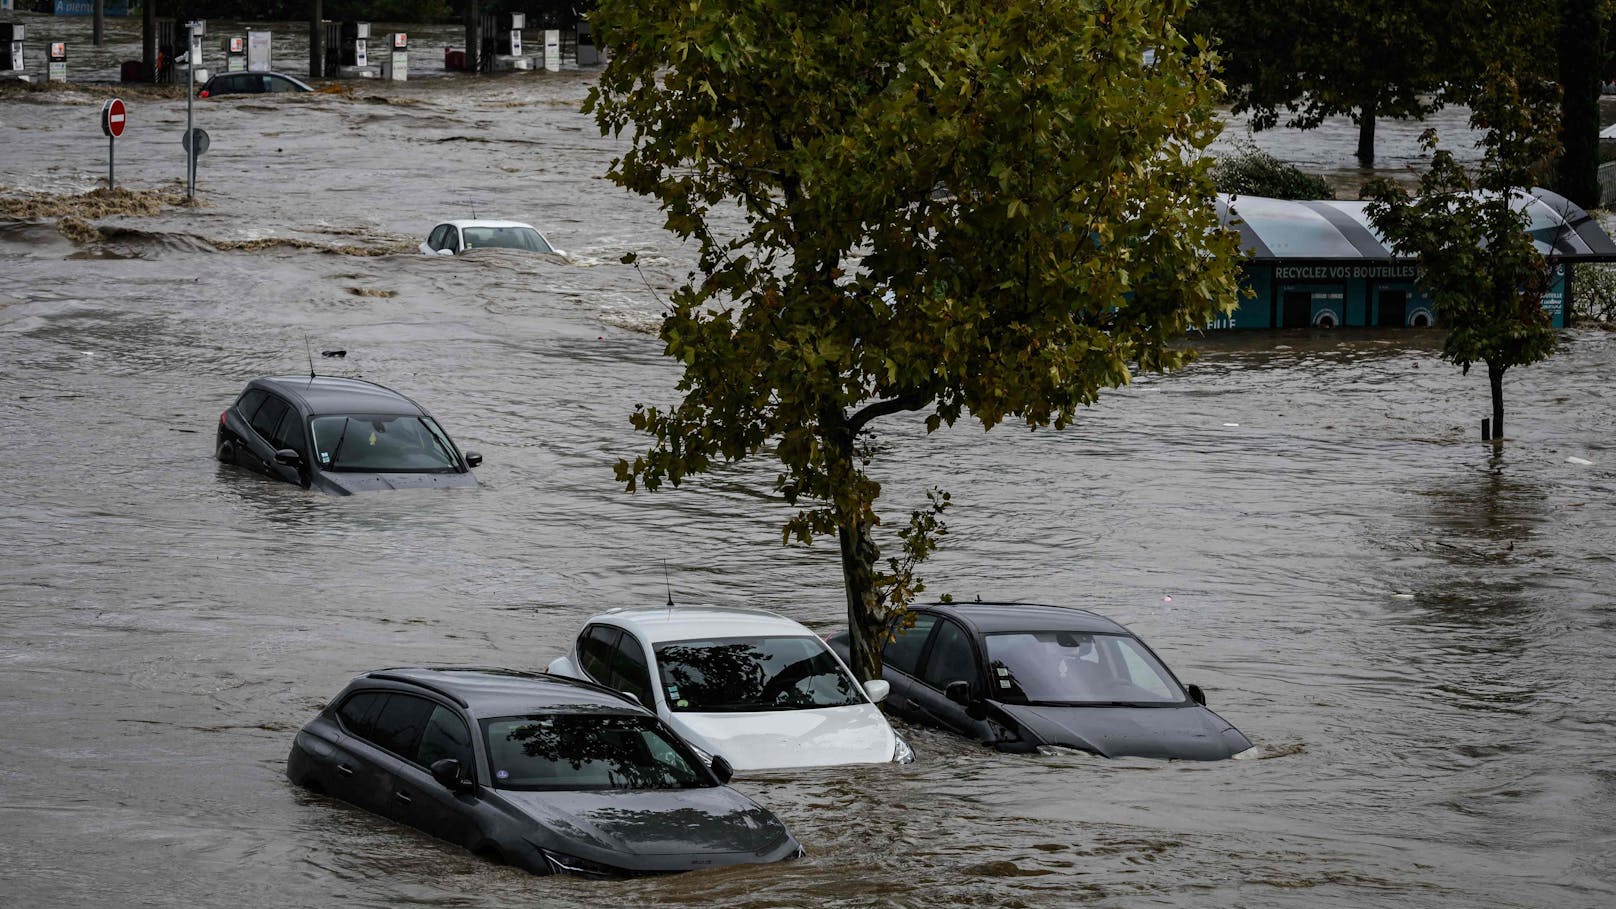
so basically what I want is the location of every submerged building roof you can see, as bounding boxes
[1217,189,1616,263]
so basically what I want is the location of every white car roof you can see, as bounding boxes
[439,219,538,230]
[589,605,821,644]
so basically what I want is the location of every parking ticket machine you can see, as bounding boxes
[340,21,369,67]
[223,36,245,72]
[498,13,524,56]
[1,23,24,74]
[47,41,65,82]
[383,32,407,81]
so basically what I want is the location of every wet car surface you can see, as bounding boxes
[286,667,801,876]
[216,376,481,495]
[830,603,1254,760]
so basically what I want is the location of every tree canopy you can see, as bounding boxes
[588,0,1244,679]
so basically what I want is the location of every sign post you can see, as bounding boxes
[184,21,205,199]
[100,98,126,191]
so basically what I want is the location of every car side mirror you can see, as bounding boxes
[1187,684,1207,706]
[709,754,734,784]
[436,247,455,256]
[464,451,483,468]
[944,680,971,706]
[430,758,475,792]
[863,679,890,704]
[274,448,303,466]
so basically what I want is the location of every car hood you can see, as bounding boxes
[670,704,894,771]
[995,702,1251,761]
[496,786,793,861]
[312,470,477,495]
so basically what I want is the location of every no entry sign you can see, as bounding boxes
[101,98,126,139]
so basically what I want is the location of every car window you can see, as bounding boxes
[920,619,979,692]
[415,704,474,770]
[268,75,299,92]
[272,408,306,453]
[460,226,552,253]
[369,694,436,758]
[309,414,459,473]
[249,395,290,442]
[336,691,386,739]
[235,388,268,422]
[608,631,655,707]
[654,635,863,712]
[483,714,707,791]
[984,632,1184,704]
[228,73,258,94]
[884,612,939,676]
[427,225,448,249]
[578,624,619,684]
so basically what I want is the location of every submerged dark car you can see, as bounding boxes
[198,71,313,97]
[287,667,802,876]
[829,602,1254,761]
[216,376,481,495]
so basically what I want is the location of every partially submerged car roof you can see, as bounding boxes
[442,219,539,230]
[255,376,426,417]
[591,605,819,645]
[356,667,643,718]
[926,602,1129,635]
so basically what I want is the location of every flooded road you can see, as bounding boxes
[4,14,1616,909]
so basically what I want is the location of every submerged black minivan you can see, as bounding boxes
[216,376,481,495]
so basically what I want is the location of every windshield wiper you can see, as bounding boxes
[327,417,352,468]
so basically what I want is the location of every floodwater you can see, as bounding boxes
[3,13,1616,909]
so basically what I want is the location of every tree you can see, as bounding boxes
[1552,0,1604,208]
[588,0,1243,680]
[1188,0,1454,164]
[1364,68,1562,443]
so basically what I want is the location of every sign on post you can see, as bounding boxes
[100,98,126,191]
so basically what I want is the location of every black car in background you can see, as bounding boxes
[829,602,1255,761]
[198,71,313,97]
[287,668,802,876]
[216,376,481,494]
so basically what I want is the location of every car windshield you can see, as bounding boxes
[654,635,864,712]
[310,413,459,473]
[461,226,553,253]
[481,714,708,791]
[984,632,1185,705]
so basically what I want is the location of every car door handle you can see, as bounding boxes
[393,790,413,806]
[335,763,355,777]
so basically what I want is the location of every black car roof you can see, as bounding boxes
[922,602,1130,635]
[356,667,644,718]
[256,376,426,417]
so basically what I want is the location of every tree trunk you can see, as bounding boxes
[1488,360,1506,442]
[309,0,324,80]
[837,519,883,683]
[1555,0,1603,208]
[142,0,156,83]
[1356,104,1377,166]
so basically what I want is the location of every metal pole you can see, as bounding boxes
[93,0,105,46]
[187,60,195,199]
[142,0,156,81]
[108,135,115,192]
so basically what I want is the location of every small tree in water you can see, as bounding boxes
[1365,68,1561,442]
[587,0,1242,679]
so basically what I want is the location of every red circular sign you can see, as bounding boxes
[101,98,127,139]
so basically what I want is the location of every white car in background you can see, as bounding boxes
[546,606,913,772]
[419,219,563,256]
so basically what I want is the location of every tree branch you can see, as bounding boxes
[848,390,930,432]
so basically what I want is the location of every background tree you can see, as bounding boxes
[1552,0,1605,208]
[1365,68,1562,443]
[587,0,1244,680]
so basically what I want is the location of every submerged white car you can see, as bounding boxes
[546,606,913,772]
[419,219,562,256]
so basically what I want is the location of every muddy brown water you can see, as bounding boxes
[3,14,1616,909]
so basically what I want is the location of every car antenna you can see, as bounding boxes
[663,559,674,613]
[305,334,316,386]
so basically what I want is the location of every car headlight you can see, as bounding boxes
[1231,745,1261,760]
[892,733,915,764]
[538,847,623,878]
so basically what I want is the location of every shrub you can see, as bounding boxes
[1211,143,1334,200]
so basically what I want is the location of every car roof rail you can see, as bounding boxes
[365,671,470,707]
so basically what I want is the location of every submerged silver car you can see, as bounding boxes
[286,667,802,876]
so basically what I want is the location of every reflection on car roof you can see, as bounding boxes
[929,602,1128,635]
[257,375,425,416]
[362,667,644,718]
[595,605,817,644]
